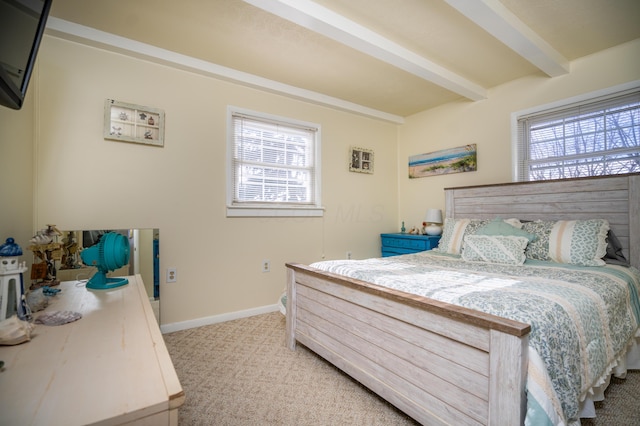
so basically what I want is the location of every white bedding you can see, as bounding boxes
[309,251,640,425]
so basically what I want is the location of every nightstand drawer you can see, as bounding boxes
[380,233,441,257]
[381,236,430,250]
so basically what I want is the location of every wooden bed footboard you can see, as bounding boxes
[286,263,531,426]
[285,174,639,425]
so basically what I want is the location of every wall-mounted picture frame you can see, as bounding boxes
[349,146,374,174]
[104,99,165,147]
[409,144,477,178]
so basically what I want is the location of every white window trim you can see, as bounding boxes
[226,106,324,217]
[511,80,640,181]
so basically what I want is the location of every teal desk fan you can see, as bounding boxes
[80,232,130,290]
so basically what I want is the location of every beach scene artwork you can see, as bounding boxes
[409,144,477,179]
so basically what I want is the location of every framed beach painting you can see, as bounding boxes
[409,144,476,179]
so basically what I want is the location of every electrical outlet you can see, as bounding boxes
[262,259,270,273]
[346,251,352,260]
[167,267,177,283]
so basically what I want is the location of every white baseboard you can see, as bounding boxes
[160,304,280,334]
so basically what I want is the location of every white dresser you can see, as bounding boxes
[0,275,184,425]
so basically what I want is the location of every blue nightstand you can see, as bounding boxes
[380,233,441,257]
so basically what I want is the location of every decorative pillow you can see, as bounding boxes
[503,218,524,229]
[548,219,609,266]
[461,235,529,265]
[434,218,488,254]
[522,219,610,266]
[604,229,629,266]
[521,221,555,261]
[475,218,537,242]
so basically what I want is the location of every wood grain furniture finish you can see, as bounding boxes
[0,275,184,426]
[380,233,441,257]
[286,173,639,426]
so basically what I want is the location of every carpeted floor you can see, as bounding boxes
[163,312,640,425]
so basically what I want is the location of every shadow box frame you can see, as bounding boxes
[104,99,165,147]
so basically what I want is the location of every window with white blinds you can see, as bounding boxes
[515,87,640,181]
[227,107,322,217]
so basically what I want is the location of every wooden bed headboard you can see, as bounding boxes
[444,173,640,269]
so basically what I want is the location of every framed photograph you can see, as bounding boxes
[349,146,374,174]
[104,99,165,147]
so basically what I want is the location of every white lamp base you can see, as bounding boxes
[425,224,442,236]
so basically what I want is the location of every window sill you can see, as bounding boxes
[226,206,324,218]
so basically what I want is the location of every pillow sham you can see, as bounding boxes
[461,235,529,265]
[434,218,488,255]
[522,219,610,266]
[521,221,554,261]
[475,218,537,242]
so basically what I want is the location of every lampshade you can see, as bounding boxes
[425,209,443,224]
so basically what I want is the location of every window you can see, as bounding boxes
[227,107,322,217]
[515,86,640,181]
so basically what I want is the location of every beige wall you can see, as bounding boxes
[0,81,34,264]
[31,36,398,326]
[398,39,640,226]
[3,33,638,329]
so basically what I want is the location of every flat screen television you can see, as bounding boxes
[0,0,52,110]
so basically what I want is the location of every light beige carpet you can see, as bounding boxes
[163,312,640,425]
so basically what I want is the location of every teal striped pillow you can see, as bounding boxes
[522,219,610,266]
[548,219,609,266]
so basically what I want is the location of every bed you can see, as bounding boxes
[284,173,640,426]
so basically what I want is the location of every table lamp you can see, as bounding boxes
[424,209,443,236]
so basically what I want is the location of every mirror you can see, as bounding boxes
[55,229,160,322]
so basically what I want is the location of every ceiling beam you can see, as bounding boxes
[445,0,569,77]
[45,17,405,124]
[243,0,487,102]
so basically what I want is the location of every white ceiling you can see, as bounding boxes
[47,0,640,122]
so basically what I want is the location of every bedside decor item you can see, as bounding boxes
[80,232,130,290]
[349,146,374,174]
[424,208,443,235]
[104,99,165,147]
[409,144,477,178]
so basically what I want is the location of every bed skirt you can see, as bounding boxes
[579,329,640,418]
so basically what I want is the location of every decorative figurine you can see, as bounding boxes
[60,231,80,270]
[0,237,30,320]
[28,225,63,289]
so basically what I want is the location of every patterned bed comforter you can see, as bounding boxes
[310,251,640,425]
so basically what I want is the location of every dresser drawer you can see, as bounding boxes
[381,236,429,250]
[382,247,421,257]
[380,233,441,257]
